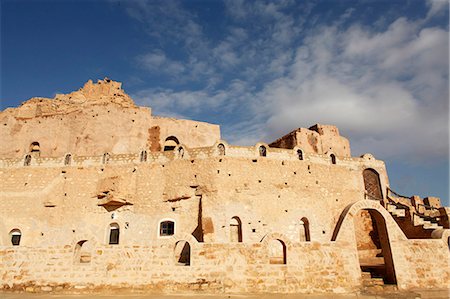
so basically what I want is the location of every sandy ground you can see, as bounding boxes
[1,290,450,299]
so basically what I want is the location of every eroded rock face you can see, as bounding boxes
[13,79,135,118]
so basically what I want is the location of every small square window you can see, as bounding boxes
[160,221,175,236]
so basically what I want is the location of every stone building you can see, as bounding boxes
[0,79,449,294]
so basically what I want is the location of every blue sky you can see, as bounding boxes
[1,0,449,205]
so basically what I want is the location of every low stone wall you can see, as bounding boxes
[0,240,360,294]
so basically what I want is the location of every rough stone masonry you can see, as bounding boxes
[0,79,449,294]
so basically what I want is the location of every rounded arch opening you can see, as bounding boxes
[259,145,267,157]
[217,143,226,156]
[64,153,72,165]
[297,149,303,160]
[164,136,179,151]
[363,168,383,200]
[299,217,310,242]
[10,229,21,246]
[354,208,396,284]
[330,153,336,164]
[74,240,91,263]
[174,240,191,266]
[30,142,40,153]
[268,239,286,264]
[230,216,243,242]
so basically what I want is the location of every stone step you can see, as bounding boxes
[391,209,406,217]
[413,214,425,226]
[387,204,396,212]
[423,222,442,229]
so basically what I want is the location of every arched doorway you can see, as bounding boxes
[174,240,191,266]
[74,240,91,263]
[354,209,396,284]
[268,239,286,264]
[363,168,383,199]
[299,217,310,242]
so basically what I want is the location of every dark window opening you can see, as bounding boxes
[259,146,267,157]
[297,149,303,160]
[11,230,21,246]
[64,154,72,165]
[164,136,179,151]
[140,150,147,162]
[109,224,120,244]
[30,142,40,154]
[330,154,336,164]
[160,221,175,236]
[218,143,225,156]
[24,154,32,166]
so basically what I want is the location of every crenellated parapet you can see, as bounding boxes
[0,141,385,170]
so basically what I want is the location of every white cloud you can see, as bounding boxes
[126,1,448,165]
[426,0,449,19]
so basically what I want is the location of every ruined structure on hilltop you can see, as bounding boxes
[0,79,449,294]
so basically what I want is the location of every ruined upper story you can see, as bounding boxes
[0,79,221,159]
[0,78,354,162]
[269,124,351,157]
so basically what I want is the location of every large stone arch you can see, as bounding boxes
[332,200,406,284]
[332,200,406,242]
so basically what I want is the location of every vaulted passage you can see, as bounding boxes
[354,209,396,285]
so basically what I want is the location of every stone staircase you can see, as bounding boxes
[386,202,443,230]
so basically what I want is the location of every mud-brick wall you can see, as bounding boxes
[0,240,360,294]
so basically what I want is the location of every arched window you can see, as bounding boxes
[174,240,191,266]
[10,229,21,246]
[140,150,147,162]
[218,143,225,156]
[230,216,243,242]
[269,239,286,264]
[30,142,40,155]
[109,223,120,245]
[259,145,267,157]
[160,220,175,236]
[64,154,72,166]
[102,153,110,164]
[24,154,32,166]
[164,136,179,151]
[363,168,383,199]
[74,240,91,263]
[297,149,303,161]
[299,217,310,242]
[330,154,336,165]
